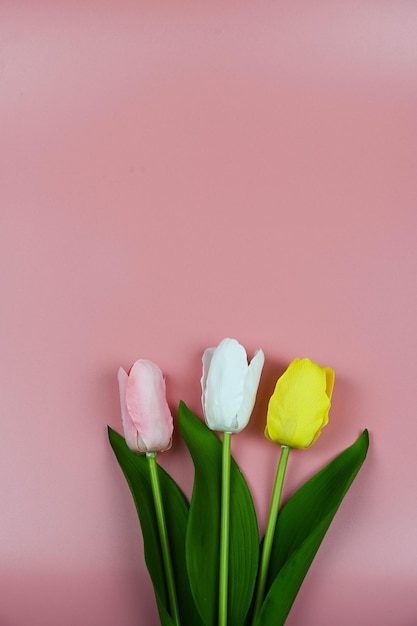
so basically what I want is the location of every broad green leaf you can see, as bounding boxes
[108,427,204,626]
[255,430,369,626]
[178,402,259,626]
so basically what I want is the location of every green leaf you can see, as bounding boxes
[255,430,369,626]
[108,427,204,626]
[155,594,178,626]
[178,402,259,626]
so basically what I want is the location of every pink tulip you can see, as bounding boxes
[117,360,173,453]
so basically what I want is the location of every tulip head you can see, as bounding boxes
[265,358,335,449]
[201,338,265,433]
[118,360,173,454]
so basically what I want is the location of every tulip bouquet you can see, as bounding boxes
[108,338,369,626]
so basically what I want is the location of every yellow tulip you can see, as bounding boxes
[265,358,335,449]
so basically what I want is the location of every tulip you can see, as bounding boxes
[265,358,335,450]
[118,360,180,624]
[201,338,264,626]
[252,358,334,623]
[118,359,173,454]
[201,338,265,433]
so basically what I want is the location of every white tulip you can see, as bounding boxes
[201,338,265,433]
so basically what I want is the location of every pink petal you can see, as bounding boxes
[117,367,139,451]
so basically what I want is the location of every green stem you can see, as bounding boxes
[219,431,232,626]
[147,452,181,626]
[251,445,290,625]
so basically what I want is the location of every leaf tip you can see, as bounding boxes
[362,428,370,447]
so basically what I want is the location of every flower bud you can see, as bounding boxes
[201,338,265,433]
[118,360,173,453]
[265,358,334,449]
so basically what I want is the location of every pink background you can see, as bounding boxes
[1,1,416,624]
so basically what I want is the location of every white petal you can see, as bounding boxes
[201,347,215,414]
[235,349,265,431]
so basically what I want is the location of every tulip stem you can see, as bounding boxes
[147,452,181,626]
[251,445,290,625]
[219,431,232,626]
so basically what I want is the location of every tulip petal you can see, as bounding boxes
[126,360,173,453]
[235,348,265,431]
[118,367,140,452]
[325,367,335,399]
[201,347,215,419]
[203,338,248,432]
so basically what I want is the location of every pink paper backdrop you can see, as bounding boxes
[1,1,416,624]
